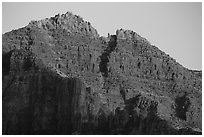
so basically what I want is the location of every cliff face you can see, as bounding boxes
[2,49,101,134]
[2,11,202,135]
[3,71,85,134]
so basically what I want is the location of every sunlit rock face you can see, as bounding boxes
[28,12,99,39]
[2,11,202,135]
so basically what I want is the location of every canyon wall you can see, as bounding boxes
[2,12,202,135]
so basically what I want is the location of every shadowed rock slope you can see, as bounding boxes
[2,11,202,135]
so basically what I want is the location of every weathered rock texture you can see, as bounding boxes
[2,11,202,135]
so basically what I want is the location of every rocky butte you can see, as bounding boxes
[2,11,202,135]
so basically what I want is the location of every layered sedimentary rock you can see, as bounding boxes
[2,11,202,135]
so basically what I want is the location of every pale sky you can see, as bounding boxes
[2,2,202,70]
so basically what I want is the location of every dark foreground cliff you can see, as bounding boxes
[2,11,202,135]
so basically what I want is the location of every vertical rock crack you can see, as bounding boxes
[99,35,117,77]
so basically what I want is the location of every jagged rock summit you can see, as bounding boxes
[28,11,99,39]
[2,11,202,135]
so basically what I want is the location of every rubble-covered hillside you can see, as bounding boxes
[2,11,202,135]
